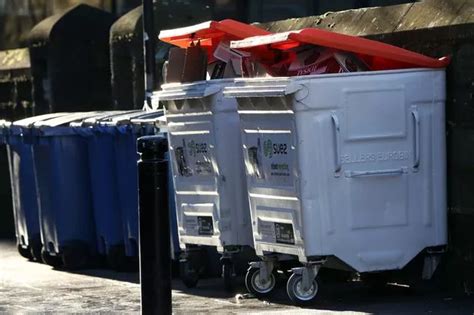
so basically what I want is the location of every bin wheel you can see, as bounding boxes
[245,267,276,297]
[17,244,33,260]
[286,273,319,305]
[180,260,199,288]
[41,248,62,267]
[222,260,234,291]
[61,245,89,270]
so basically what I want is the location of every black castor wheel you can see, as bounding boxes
[286,273,319,306]
[245,266,276,297]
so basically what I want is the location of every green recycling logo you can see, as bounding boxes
[263,139,273,158]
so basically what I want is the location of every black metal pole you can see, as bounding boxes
[138,135,171,315]
[142,0,157,109]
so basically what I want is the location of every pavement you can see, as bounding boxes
[0,240,473,314]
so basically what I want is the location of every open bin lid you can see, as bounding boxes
[159,19,270,61]
[230,29,450,70]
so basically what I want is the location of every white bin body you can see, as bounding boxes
[155,80,253,252]
[226,69,446,272]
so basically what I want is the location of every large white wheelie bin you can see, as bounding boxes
[155,19,270,290]
[224,29,449,304]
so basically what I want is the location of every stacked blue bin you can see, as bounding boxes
[95,110,180,263]
[32,111,113,269]
[4,113,68,262]
[130,113,181,259]
[70,110,142,270]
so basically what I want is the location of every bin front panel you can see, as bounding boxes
[167,110,222,249]
[239,105,305,259]
[162,81,253,251]
[88,133,124,254]
[40,136,96,253]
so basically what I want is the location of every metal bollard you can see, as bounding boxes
[137,135,171,315]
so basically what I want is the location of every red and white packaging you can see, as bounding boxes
[261,45,370,77]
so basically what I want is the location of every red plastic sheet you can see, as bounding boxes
[159,19,271,62]
[230,28,450,70]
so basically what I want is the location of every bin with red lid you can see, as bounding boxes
[155,19,270,291]
[222,29,449,304]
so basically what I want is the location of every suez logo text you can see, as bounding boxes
[263,139,288,158]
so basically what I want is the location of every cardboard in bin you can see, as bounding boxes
[230,28,450,74]
[166,44,208,83]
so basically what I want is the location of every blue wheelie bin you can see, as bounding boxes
[132,114,181,261]
[70,110,142,270]
[32,111,112,269]
[3,113,68,262]
[96,111,166,261]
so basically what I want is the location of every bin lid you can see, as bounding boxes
[11,113,69,128]
[69,110,140,127]
[92,110,164,135]
[35,111,122,128]
[34,111,122,136]
[159,19,270,61]
[98,110,163,126]
[9,112,70,136]
[230,29,450,70]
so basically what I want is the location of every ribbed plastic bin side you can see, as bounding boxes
[5,113,68,262]
[98,110,164,260]
[70,110,138,271]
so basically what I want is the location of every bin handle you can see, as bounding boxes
[154,85,220,101]
[344,168,406,178]
[412,109,420,170]
[223,83,302,98]
[331,114,341,174]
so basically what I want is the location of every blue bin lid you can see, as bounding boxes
[34,111,120,136]
[69,111,135,136]
[75,110,142,128]
[95,110,165,135]
[9,112,69,136]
